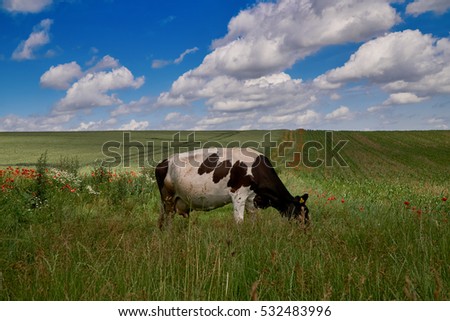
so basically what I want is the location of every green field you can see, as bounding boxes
[0,130,449,300]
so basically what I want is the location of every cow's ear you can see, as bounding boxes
[298,193,308,204]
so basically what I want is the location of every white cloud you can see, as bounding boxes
[152,47,199,69]
[330,93,341,100]
[0,113,72,131]
[118,119,149,130]
[426,117,448,129]
[40,55,122,91]
[88,55,120,72]
[367,105,386,113]
[158,71,315,114]
[174,47,199,64]
[368,92,430,112]
[151,59,171,69]
[72,118,118,131]
[40,61,83,89]
[205,0,399,79]
[164,112,181,122]
[406,0,450,16]
[382,92,429,105]
[74,121,106,131]
[314,30,450,100]
[3,0,52,13]
[259,109,321,126]
[40,56,145,114]
[196,115,240,126]
[296,109,321,125]
[325,106,354,121]
[314,30,444,88]
[55,67,144,113]
[258,114,293,124]
[12,18,53,60]
[110,96,151,117]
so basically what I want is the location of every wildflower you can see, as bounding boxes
[404,201,410,206]
[442,197,448,202]
[416,209,423,219]
[86,185,100,195]
[1,184,13,192]
[341,198,345,203]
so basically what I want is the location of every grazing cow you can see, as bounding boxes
[155,147,309,228]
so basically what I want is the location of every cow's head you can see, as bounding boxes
[286,193,309,224]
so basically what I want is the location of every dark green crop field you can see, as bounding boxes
[0,130,449,300]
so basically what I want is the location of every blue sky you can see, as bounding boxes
[0,0,449,131]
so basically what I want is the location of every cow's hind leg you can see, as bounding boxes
[158,201,174,229]
[155,159,175,230]
[157,186,176,230]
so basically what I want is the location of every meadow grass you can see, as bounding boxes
[0,130,448,300]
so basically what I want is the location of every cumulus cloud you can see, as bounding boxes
[12,18,53,60]
[164,112,181,122]
[164,112,194,123]
[118,119,149,130]
[40,61,83,89]
[72,118,118,131]
[158,71,317,118]
[296,109,321,126]
[2,0,52,13]
[325,106,354,121]
[204,0,399,79]
[314,30,450,99]
[426,117,448,129]
[259,109,320,126]
[55,67,144,113]
[40,56,145,114]
[383,92,429,105]
[88,55,120,72]
[0,113,73,131]
[315,30,443,87]
[110,96,151,117]
[406,0,450,16]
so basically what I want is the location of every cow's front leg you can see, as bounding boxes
[230,189,248,223]
[245,193,258,222]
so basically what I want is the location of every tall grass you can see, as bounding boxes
[0,130,449,300]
